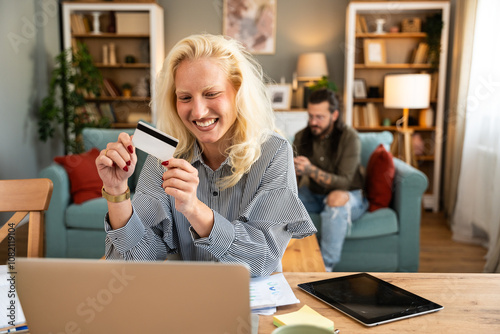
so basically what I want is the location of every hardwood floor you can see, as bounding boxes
[0,210,489,272]
[419,210,487,273]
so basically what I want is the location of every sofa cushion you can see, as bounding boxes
[83,128,135,151]
[82,127,149,192]
[358,131,393,167]
[347,208,398,239]
[66,192,136,229]
[54,148,102,204]
[309,207,398,239]
[365,144,395,212]
[66,197,109,229]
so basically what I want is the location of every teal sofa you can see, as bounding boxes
[309,131,428,272]
[40,128,427,273]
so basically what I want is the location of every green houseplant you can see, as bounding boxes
[310,76,338,92]
[38,42,110,154]
[423,13,443,71]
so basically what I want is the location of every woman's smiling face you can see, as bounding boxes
[175,57,237,152]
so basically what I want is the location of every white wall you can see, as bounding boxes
[159,0,349,90]
[0,0,62,182]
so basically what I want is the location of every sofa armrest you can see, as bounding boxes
[39,163,71,257]
[391,158,428,272]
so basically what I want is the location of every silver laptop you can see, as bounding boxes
[16,258,252,334]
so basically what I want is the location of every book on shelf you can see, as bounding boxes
[70,14,88,34]
[430,72,439,101]
[103,78,121,97]
[69,14,80,34]
[353,103,380,127]
[366,102,380,127]
[362,105,369,126]
[354,104,368,127]
[413,42,429,64]
[353,104,360,127]
[82,15,91,33]
[356,15,368,33]
[356,15,363,33]
[99,103,116,122]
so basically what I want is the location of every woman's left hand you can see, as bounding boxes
[161,158,200,216]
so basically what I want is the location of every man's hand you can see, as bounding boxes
[294,156,312,176]
[294,155,334,188]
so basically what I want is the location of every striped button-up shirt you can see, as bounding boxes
[105,133,316,276]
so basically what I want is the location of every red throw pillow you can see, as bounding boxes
[365,144,395,212]
[54,148,102,204]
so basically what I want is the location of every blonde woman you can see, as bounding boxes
[96,34,316,277]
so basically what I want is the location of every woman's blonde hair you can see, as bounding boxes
[154,34,276,189]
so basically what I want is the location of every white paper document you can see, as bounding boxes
[0,266,26,331]
[250,273,300,315]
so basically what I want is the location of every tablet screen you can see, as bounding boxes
[298,273,443,326]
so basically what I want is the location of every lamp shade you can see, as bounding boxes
[296,52,328,81]
[384,74,431,109]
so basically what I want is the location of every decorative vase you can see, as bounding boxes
[91,12,101,34]
[134,77,150,97]
[375,19,386,34]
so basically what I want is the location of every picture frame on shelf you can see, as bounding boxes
[267,84,292,110]
[353,79,367,99]
[223,0,277,54]
[363,39,386,66]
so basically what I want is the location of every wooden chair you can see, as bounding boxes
[0,178,53,257]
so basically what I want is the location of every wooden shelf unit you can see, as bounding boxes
[356,32,427,38]
[344,1,450,212]
[84,96,151,102]
[61,2,164,128]
[355,64,433,69]
[72,33,150,39]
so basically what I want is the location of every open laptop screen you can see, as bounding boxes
[16,258,251,334]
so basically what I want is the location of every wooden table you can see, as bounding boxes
[282,235,326,272]
[259,272,500,333]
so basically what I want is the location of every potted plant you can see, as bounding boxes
[38,42,110,154]
[302,76,338,107]
[310,76,338,92]
[122,83,133,98]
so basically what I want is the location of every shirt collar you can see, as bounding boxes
[191,142,232,172]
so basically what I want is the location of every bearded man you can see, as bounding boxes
[293,88,368,271]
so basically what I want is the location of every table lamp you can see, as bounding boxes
[296,52,328,82]
[295,52,328,107]
[384,73,430,164]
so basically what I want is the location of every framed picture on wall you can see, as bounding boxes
[223,0,277,54]
[353,78,367,98]
[363,39,386,66]
[267,84,292,110]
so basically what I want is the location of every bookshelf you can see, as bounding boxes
[344,2,450,212]
[61,2,164,128]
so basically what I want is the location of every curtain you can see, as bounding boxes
[442,0,478,218]
[451,0,500,272]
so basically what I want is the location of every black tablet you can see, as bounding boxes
[298,273,443,326]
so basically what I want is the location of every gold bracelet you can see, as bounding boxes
[102,186,130,203]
